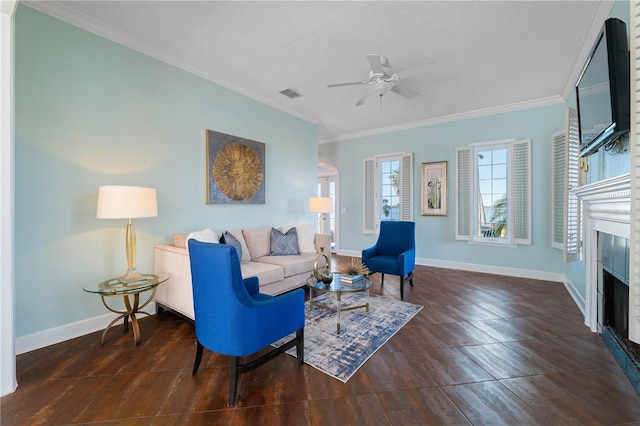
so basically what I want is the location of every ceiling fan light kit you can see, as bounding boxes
[328,54,434,107]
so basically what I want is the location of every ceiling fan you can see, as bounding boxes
[327,54,437,106]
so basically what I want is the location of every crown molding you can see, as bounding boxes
[319,95,564,144]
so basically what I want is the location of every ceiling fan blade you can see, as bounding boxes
[391,84,418,99]
[356,91,372,106]
[395,61,438,80]
[327,81,364,88]
[366,54,385,75]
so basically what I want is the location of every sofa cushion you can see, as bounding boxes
[173,233,188,249]
[255,252,317,277]
[186,228,219,251]
[271,227,299,255]
[242,228,271,260]
[279,223,316,253]
[240,261,284,285]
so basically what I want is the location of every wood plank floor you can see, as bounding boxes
[3,260,640,425]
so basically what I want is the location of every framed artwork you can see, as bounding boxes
[421,161,447,216]
[206,130,265,204]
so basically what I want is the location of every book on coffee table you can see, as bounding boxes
[339,274,363,284]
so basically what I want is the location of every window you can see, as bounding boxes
[456,139,531,246]
[363,153,413,234]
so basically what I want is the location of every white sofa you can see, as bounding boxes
[153,224,330,320]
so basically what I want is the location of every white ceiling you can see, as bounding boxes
[24,1,614,143]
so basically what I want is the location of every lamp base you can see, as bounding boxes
[115,269,154,285]
[99,272,160,290]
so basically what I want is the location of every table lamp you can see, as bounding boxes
[308,196,332,234]
[97,185,158,283]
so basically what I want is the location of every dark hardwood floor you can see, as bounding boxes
[3,260,640,425]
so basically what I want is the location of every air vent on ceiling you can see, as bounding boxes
[279,88,302,99]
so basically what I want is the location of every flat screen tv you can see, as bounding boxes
[576,17,630,157]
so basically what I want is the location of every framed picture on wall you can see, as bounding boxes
[206,130,266,204]
[421,161,447,216]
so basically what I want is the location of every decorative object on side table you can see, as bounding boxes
[96,185,158,283]
[335,257,370,277]
[313,246,333,284]
[308,196,333,234]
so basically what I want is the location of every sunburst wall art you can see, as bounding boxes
[206,130,265,204]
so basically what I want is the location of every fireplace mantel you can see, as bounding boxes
[573,173,630,332]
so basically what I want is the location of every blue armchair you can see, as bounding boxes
[362,221,416,300]
[188,240,305,406]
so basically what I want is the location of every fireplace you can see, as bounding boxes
[574,173,640,395]
[599,233,640,379]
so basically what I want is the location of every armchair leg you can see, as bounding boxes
[192,341,204,375]
[229,356,239,407]
[400,272,414,300]
[226,328,304,406]
[381,273,385,285]
[296,328,304,365]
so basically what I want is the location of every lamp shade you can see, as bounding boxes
[97,186,158,219]
[308,196,333,214]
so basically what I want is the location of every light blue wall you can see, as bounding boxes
[320,104,566,273]
[14,6,317,337]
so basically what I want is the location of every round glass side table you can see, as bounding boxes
[83,274,170,345]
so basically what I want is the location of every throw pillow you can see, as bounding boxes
[279,223,315,253]
[173,233,188,249]
[270,227,299,256]
[242,228,271,259]
[186,228,219,252]
[222,231,243,260]
[228,229,251,262]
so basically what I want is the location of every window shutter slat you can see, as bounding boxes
[551,130,566,249]
[513,139,531,245]
[400,153,413,221]
[565,107,581,261]
[363,158,375,234]
[456,147,471,240]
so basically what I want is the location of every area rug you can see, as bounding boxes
[273,293,423,382]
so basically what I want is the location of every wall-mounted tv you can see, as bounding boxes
[576,17,630,157]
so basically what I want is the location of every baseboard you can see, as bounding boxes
[335,249,565,283]
[15,308,155,355]
[563,278,586,316]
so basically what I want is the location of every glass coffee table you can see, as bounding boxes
[84,274,169,345]
[307,274,372,334]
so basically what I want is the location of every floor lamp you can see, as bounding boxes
[308,196,332,235]
[97,185,158,284]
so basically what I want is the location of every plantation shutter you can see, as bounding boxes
[629,0,640,345]
[550,109,580,259]
[455,147,471,240]
[400,153,414,221]
[363,157,375,234]
[512,139,531,245]
[551,130,566,249]
[564,108,580,262]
